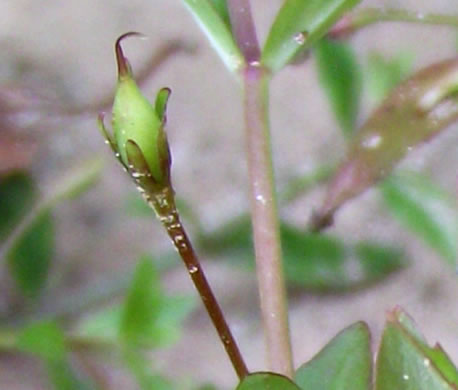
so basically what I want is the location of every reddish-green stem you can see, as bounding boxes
[151,186,249,380]
[227,0,260,63]
[243,65,294,377]
[228,0,294,378]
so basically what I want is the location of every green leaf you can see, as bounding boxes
[16,321,66,362]
[236,372,300,390]
[196,385,219,390]
[2,159,102,297]
[314,38,361,137]
[201,217,404,291]
[77,305,122,344]
[381,173,457,266]
[6,210,54,297]
[375,307,458,389]
[16,321,97,390]
[209,0,231,30]
[0,172,36,241]
[120,257,194,347]
[366,51,413,103]
[46,359,97,390]
[353,242,405,281]
[183,0,244,73]
[313,57,458,229]
[123,347,174,390]
[295,322,372,390]
[262,0,361,72]
[120,258,162,346]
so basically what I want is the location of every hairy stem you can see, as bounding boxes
[243,66,294,377]
[329,8,458,38]
[151,187,249,380]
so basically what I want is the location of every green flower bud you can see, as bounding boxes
[101,32,171,186]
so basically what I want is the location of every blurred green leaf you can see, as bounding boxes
[315,38,361,137]
[236,372,300,390]
[0,172,36,241]
[375,307,458,389]
[77,305,122,344]
[353,242,404,280]
[313,57,458,229]
[6,210,54,297]
[1,159,102,297]
[183,0,243,72]
[16,321,66,362]
[381,173,457,266]
[120,258,162,346]
[123,347,174,390]
[78,295,194,347]
[295,322,372,390]
[120,256,194,347]
[46,359,97,390]
[16,321,96,389]
[366,52,413,103]
[262,0,361,72]
[196,385,219,390]
[202,217,404,291]
[209,0,231,30]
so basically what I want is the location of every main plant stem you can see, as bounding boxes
[228,0,294,377]
[151,187,248,380]
[243,66,294,378]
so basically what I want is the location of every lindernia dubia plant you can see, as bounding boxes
[98,32,249,380]
[96,1,458,388]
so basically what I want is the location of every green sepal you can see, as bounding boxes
[125,140,153,179]
[155,87,171,123]
[97,113,119,159]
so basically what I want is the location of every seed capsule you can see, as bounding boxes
[107,32,171,186]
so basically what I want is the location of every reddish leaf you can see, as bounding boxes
[312,57,458,230]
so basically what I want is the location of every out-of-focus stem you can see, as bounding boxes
[329,8,458,38]
[227,0,260,63]
[151,187,249,380]
[228,0,294,377]
[243,65,294,378]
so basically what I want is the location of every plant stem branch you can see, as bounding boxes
[151,187,249,380]
[243,65,294,378]
[227,0,260,63]
[228,0,293,377]
[329,8,458,38]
